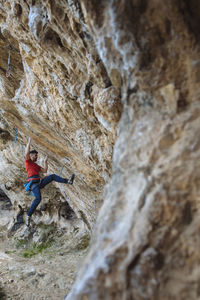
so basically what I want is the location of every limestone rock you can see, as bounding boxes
[0,1,200,300]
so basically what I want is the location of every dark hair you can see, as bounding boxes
[29,150,38,154]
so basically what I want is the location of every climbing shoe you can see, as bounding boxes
[25,215,31,227]
[68,174,75,185]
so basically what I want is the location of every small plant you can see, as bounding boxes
[38,223,52,230]
[23,242,52,258]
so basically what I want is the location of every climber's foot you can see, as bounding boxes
[68,174,75,185]
[25,215,31,227]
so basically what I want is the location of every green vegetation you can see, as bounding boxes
[13,223,56,258]
[38,223,52,230]
[23,242,52,258]
[15,238,27,249]
[12,223,90,259]
[4,250,16,254]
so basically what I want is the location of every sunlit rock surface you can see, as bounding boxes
[0,0,200,300]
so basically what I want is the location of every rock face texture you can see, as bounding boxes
[0,0,200,300]
[0,0,122,228]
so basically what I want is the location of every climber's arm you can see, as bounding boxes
[25,137,31,160]
[40,155,48,173]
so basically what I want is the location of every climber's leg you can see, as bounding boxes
[27,185,42,217]
[40,174,75,189]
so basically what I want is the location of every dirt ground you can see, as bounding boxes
[0,223,89,300]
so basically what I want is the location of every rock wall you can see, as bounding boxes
[65,1,200,300]
[0,0,122,229]
[0,0,200,300]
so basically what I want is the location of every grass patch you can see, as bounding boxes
[23,242,52,258]
[38,223,52,230]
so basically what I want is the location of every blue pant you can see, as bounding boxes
[27,174,69,217]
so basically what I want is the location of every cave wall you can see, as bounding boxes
[0,1,200,300]
[0,0,122,228]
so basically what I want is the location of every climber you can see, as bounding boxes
[24,137,75,227]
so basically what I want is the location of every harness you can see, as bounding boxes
[24,175,41,193]
[26,176,40,182]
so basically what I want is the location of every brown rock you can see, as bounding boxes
[0,1,200,300]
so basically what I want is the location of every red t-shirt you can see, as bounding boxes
[25,159,41,178]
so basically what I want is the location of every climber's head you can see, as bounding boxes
[29,149,38,162]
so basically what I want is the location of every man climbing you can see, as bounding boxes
[24,137,75,226]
